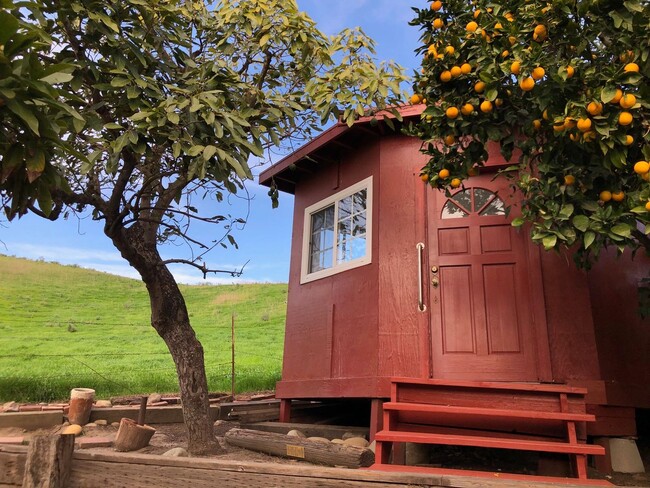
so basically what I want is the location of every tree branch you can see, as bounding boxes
[160,258,249,279]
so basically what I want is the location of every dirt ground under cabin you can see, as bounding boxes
[1,394,650,487]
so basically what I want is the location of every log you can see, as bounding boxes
[113,418,156,452]
[239,421,368,440]
[21,434,74,488]
[224,428,374,468]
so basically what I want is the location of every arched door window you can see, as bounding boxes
[441,188,506,219]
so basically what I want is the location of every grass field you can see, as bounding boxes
[0,255,287,402]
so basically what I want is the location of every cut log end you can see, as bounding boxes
[113,418,156,452]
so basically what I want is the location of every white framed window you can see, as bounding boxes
[300,176,373,284]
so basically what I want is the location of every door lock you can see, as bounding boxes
[431,277,439,288]
[431,266,439,274]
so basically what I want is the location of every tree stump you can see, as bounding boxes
[113,418,156,452]
[22,434,75,488]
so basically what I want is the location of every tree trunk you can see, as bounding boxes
[108,225,221,455]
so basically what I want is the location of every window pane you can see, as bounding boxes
[479,198,506,216]
[310,205,335,273]
[474,188,494,212]
[353,214,366,236]
[338,218,351,240]
[351,237,366,259]
[337,239,351,263]
[441,201,469,219]
[451,189,472,212]
[339,196,352,218]
[353,190,367,215]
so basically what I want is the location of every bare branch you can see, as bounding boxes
[160,258,249,279]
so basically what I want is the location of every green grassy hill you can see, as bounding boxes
[0,255,287,402]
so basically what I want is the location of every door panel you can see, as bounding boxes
[427,174,542,381]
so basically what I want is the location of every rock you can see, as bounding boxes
[95,400,112,408]
[111,422,121,428]
[85,422,97,428]
[214,420,225,427]
[341,432,360,440]
[62,424,83,435]
[2,401,19,413]
[162,447,189,457]
[342,437,369,448]
[331,438,345,445]
[95,420,108,426]
[307,436,330,443]
[287,429,306,438]
[147,394,162,405]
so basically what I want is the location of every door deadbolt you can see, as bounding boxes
[431,266,439,274]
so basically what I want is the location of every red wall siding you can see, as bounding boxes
[540,250,602,381]
[588,249,650,406]
[281,138,380,384]
[377,134,430,378]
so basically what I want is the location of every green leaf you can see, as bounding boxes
[572,215,589,232]
[542,235,557,250]
[601,86,618,104]
[611,223,632,238]
[39,72,74,84]
[0,11,19,45]
[559,204,574,219]
[26,148,46,182]
[584,231,596,249]
[110,78,130,88]
[103,123,123,130]
[259,33,270,47]
[7,100,39,135]
[511,217,525,227]
[202,145,217,160]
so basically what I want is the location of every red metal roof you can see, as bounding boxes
[258,104,425,194]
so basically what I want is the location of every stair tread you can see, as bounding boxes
[390,377,588,395]
[383,402,594,422]
[374,430,605,455]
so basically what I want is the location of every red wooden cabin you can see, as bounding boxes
[259,106,649,479]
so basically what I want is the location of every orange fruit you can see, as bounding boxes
[480,100,493,113]
[570,133,580,142]
[501,50,510,58]
[576,118,592,132]
[619,93,636,109]
[624,135,634,145]
[474,81,486,93]
[583,130,596,142]
[533,24,547,37]
[532,67,545,80]
[431,0,443,11]
[444,134,456,145]
[460,63,472,74]
[532,119,542,130]
[564,175,575,186]
[440,70,452,82]
[624,63,639,73]
[587,101,602,116]
[433,18,444,29]
[461,103,474,116]
[646,201,650,211]
[495,22,503,30]
[519,77,535,91]
[618,111,633,126]
[553,121,565,132]
[599,191,612,202]
[466,21,478,32]
[473,9,481,18]
[445,46,455,55]
[410,94,422,105]
[612,191,625,202]
[610,89,623,104]
[446,106,459,119]
[495,98,503,107]
[564,117,576,129]
[427,44,438,56]
[510,61,521,74]
[439,168,450,179]
[508,36,516,45]
[566,66,575,78]
[421,173,430,182]
[633,161,650,174]
[450,66,462,77]
[505,12,514,21]
[542,109,550,120]
[450,178,462,188]
[644,173,650,182]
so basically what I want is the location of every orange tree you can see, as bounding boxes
[408,0,649,265]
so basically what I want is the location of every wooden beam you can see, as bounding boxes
[225,428,374,468]
[22,434,74,488]
[0,412,63,431]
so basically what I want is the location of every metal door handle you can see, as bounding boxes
[432,277,439,288]
[417,242,426,312]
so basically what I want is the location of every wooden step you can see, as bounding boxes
[383,402,596,422]
[374,430,605,456]
[391,377,589,395]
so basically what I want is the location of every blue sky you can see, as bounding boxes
[0,1,421,285]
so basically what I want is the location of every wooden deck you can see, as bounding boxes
[0,443,612,488]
